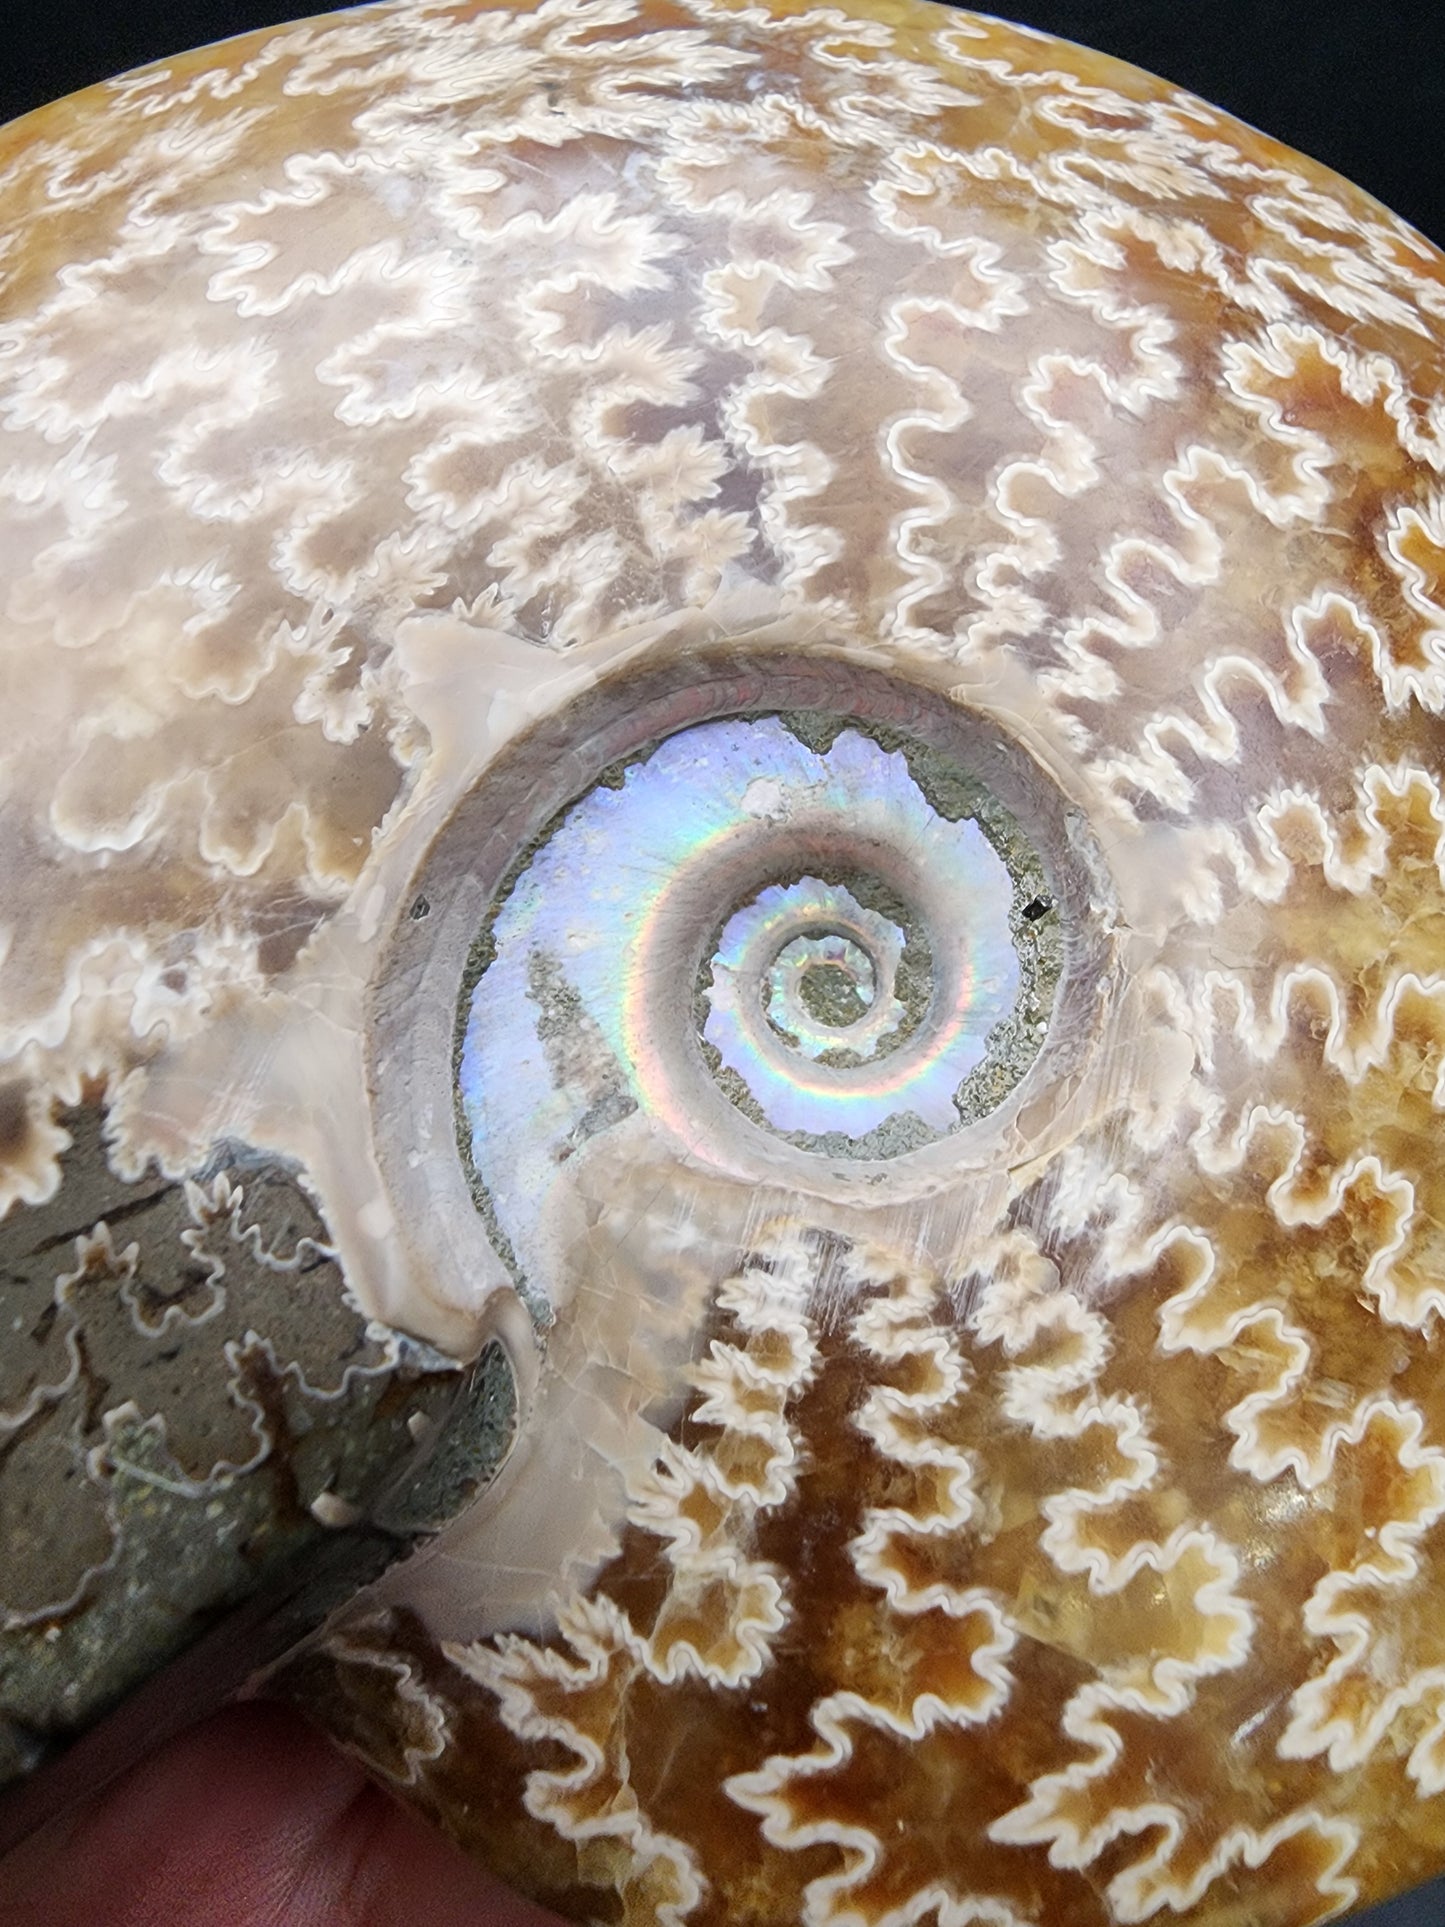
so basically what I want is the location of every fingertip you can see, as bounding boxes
[0,1703,560,1927]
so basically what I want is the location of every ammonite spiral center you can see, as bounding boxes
[372,653,1107,1328]
[455,702,1065,1294]
[749,883,909,1064]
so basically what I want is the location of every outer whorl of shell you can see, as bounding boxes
[4,2,1445,1923]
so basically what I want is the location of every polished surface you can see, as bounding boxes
[3,2,1445,1923]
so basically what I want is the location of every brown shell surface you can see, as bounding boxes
[5,1,1445,1923]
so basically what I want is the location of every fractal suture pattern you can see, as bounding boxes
[3,3,1445,1923]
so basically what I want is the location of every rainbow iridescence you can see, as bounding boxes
[759,907,902,1060]
[458,716,1026,1290]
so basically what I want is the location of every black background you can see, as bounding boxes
[3,5,1445,1926]
[3,0,1443,243]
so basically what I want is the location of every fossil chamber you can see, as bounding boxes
[3,4,1445,1926]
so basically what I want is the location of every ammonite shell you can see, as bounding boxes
[3,4,1445,1924]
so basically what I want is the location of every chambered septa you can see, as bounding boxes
[4,2,1445,1925]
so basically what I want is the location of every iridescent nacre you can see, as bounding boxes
[3,2,1445,1924]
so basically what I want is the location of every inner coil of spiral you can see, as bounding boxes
[371,651,1115,1322]
[458,711,1061,1197]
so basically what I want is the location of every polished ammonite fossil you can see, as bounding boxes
[2,2,1445,1923]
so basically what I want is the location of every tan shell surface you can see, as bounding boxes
[4,1,1445,1922]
